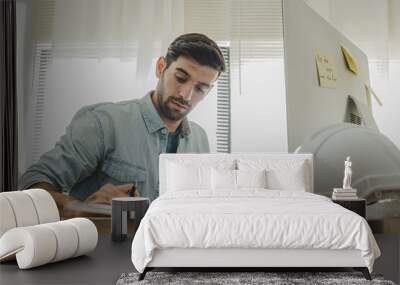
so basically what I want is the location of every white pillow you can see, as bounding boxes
[211,169,268,190]
[236,169,268,189]
[238,159,309,191]
[267,162,307,191]
[211,168,236,190]
[167,162,211,191]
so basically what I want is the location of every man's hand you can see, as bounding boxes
[30,182,79,210]
[84,183,138,204]
[29,181,140,218]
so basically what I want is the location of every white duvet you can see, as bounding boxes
[131,190,380,273]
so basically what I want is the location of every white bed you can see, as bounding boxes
[131,153,380,280]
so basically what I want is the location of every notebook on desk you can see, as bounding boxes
[64,202,112,215]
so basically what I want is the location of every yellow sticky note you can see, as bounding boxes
[341,45,358,75]
[316,52,338,89]
[364,82,383,106]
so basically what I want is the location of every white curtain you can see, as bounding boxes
[305,0,400,148]
[36,0,184,77]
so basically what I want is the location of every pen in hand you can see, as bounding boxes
[129,181,137,197]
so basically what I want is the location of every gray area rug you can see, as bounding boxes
[116,271,396,285]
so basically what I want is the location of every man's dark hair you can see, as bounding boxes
[165,33,226,75]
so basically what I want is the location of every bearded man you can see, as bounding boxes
[19,33,225,216]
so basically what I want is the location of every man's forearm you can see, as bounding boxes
[30,182,79,210]
[30,182,108,218]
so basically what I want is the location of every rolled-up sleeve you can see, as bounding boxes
[19,107,104,195]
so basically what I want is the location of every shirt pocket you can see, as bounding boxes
[101,158,147,185]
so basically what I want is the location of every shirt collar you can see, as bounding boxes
[179,118,191,138]
[139,92,191,138]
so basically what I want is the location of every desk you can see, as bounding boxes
[0,235,133,285]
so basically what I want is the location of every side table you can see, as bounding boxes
[332,198,366,218]
[112,197,150,242]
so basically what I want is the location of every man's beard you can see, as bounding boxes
[156,78,192,121]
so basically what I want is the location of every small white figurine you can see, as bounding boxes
[342,156,352,189]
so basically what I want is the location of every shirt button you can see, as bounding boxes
[161,129,168,135]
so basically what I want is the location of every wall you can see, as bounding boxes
[231,60,287,152]
[283,0,371,151]
[303,0,400,150]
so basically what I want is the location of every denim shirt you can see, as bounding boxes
[19,93,210,201]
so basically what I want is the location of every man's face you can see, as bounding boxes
[154,56,219,122]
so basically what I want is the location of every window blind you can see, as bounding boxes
[216,47,231,153]
[28,1,55,165]
[184,0,284,60]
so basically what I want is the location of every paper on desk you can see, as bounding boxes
[341,45,359,75]
[316,51,338,89]
[64,201,112,215]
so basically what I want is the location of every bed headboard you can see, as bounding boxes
[159,153,313,195]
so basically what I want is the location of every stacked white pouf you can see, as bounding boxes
[0,189,98,269]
